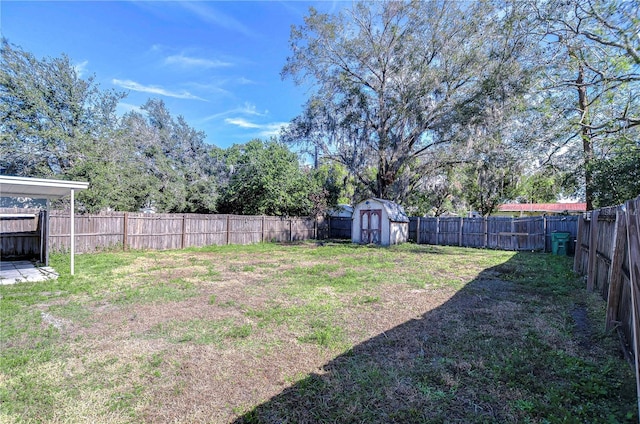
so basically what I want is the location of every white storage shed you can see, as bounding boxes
[352,198,409,246]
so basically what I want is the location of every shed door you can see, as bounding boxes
[360,209,382,244]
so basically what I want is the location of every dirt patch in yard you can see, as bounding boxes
[52,252,465,422]
[2,244,635,424]
[570,303,593,349]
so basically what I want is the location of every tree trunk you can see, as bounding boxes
[576,65,594,210]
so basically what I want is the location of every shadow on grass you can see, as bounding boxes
[234,252,637,424]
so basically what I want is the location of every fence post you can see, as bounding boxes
[261,216,265,242]
[587,210,599,292]
[606,209,627,330]
[290,218,293,242]
[416,218,421,244]
[226,215,231,245]
[543,215,547,252]
[459,217,463,247]
[44,209,50,266]
[181,214,187,249]
[483,217,488,248]
[435,217,440,245]
[574,215,584,273]
[123,213,129,251]
[624,198,640,417]
[38,210,44,264]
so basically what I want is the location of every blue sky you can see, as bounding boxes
[1,1,346,148]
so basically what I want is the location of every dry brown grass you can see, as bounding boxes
[1,243,636,423]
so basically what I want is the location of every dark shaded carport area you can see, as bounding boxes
[0,176,88,284]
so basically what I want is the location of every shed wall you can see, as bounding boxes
[352,199,408,246]
[389,222,408,245]
[352,200,391,245]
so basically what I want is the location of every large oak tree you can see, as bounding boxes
[282,0,534,202]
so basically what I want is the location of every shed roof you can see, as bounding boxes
[0,176,89,199]
[328,204,353,217]
[359,198,410,222]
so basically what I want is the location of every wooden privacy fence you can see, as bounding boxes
[0,209,47,261]
[1,210,317,254]
[327,216,352,239]
[408,216,578,252]
[573,195,640,413]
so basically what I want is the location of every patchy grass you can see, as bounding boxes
[0,242,636,423]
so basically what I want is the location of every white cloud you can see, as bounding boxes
[179,2,256,38]
[225,117,260,128]
[187,82,232,97]
[164,54,232,69]
[237,103,267,116]
[112,79,207,101]
[258,122,289,138]
[225,118,289,137]
[203,103,267,121]
[74,60,89,77]
[236,77,256,85]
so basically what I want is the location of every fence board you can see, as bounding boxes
[408,217,418,242]
[0,208,39,233]
[409,215,572,252]
[316,216,329,240]
[575,195,640,417]
[1,210,319,256]
[420,218,438,245]
[0,232,40,258]
[292,218,316,241]
[0,209,41,258]
[328,217,352,239]
[624,198,640,415]
[461,218,486,248]
[184,214,228,247]
[587,210,600,292]
[438,218,461,246]
[263,216,288,243]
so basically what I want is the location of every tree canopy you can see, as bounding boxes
[216,139,322,216]
[282,0,640,212]
[0,40,323,215]
[3,0,639,217]
[282,0,536,204]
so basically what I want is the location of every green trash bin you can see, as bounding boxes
[551,232,571,255]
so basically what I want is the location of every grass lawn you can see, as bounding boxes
[0,242,636,423]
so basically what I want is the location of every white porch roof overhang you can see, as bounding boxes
[0,176,89,275]
[0,176,89,199]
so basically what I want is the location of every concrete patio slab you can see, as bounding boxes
[0,260,59,285]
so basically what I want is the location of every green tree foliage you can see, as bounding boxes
[311,162,354,206]
[515,171,563,204]
[282,1,535,202]
[120,100,220,213]
[529,0,640,209]
[462,143,522,217]
[66,132,158,212]
[590,142,640,207]
[1,41,221,213]
[404,167,463,217]
[217,140,320,216]
[0,38,125,177]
